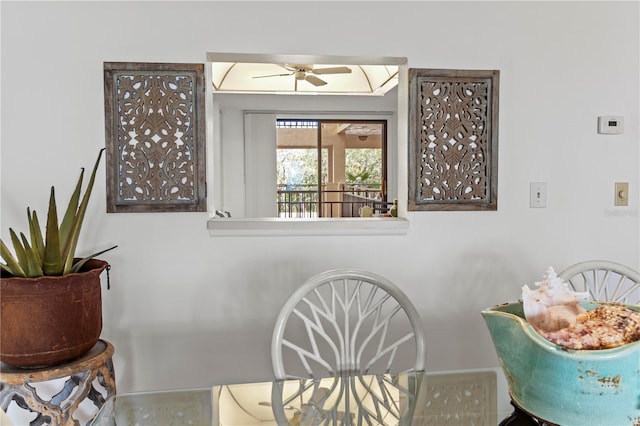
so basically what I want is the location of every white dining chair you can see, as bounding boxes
[559,260,640,304]
[271,269,426,381]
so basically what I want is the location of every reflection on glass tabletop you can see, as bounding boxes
[91,370,499,425]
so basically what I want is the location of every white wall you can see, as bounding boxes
[2,0,638,415]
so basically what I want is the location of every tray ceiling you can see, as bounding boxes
[209,53,401,96]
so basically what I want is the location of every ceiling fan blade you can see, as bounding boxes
[305,74,327,86]
[312,66,352,75]
[280,63,298,71]
[253,72,293,79]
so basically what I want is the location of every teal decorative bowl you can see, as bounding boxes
[482,301,640,426]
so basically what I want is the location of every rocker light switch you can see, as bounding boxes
[615,182,629,206]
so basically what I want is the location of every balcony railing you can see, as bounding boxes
[277,184,391,218]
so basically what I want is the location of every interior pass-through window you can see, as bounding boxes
[275,119,388,219]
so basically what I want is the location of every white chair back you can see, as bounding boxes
[559,260,640,304]
[271,269,426,380]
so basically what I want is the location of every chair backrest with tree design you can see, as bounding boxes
[271,269,426,381]
[559,260,640,304]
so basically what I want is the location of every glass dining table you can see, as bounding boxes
[89,369,499,425]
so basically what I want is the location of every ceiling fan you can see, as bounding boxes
[253,64,352,87]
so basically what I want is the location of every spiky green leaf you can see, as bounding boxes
[62,149,104,274]
[9,228,28,270]
[1,262,15,276]
[1,238,26,277]
[43,187,63,276]
[27,208,45,264]
[69,245,118,274]
[20,232,43,277]
[59,167,84,252]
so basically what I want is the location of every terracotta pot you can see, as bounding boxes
[0,259,108,368]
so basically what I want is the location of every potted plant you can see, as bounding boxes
[0,149,116,368]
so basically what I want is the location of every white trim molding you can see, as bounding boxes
[207,217,409,237]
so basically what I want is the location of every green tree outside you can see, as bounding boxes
[345,148,382,189]
[278,148,381,188]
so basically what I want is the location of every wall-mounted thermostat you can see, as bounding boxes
[598,116,624,134]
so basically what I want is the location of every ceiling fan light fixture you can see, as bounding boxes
[253,63,352,88]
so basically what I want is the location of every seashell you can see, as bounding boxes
[522,266,588,332]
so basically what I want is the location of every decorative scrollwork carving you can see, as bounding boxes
[0,341,116,426]
[104,63,206,212]
[409,70,499,211]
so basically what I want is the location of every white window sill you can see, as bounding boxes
[207,217,410,237]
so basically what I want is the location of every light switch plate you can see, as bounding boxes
[615,182,629,206]
[530,182,547,208]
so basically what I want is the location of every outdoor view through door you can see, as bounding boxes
[276,119,388,218]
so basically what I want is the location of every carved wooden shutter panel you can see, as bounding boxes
[104,62,206,212]
[409,69,499,211]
